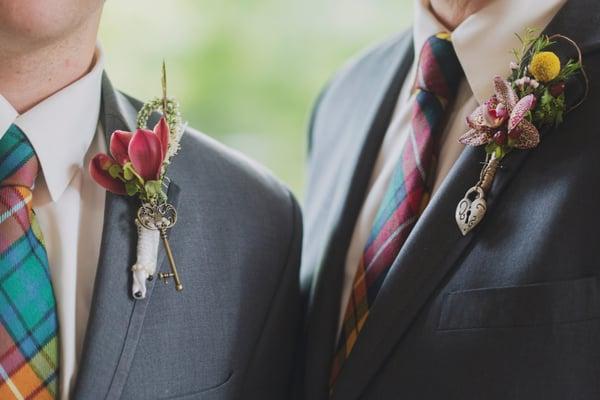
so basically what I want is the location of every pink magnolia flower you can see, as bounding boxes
[89,153,127,195]
[459,76,540,150]
[89,117,170,195]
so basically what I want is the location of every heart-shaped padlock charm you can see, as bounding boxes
[455,186,487,236]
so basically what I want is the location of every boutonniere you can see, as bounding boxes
[455,29,588,235]
[90,63,185,299]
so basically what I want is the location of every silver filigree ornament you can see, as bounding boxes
[455,154,499,236]
[455,186,487,236]
[137,202,178,232]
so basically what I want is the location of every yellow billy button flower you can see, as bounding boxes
[529,51,561,82]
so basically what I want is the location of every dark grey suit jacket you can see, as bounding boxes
[71,76,302,399]
[300,1,600,399]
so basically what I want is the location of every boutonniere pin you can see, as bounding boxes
[455,29,588,235]
[90,62,185,299]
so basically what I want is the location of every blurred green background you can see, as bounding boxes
[100,0,413,196]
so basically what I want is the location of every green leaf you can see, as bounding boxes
[123,162,144,184]
[144,180,163,198]
[556,59,582,82]
[123,164,133,180]
[533,89,566,127]
[125,181,140,196]
[494,146,504,159]
[108,164,122,179]
[484,143,510,160]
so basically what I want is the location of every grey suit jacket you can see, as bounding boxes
[300,1,600,399]
[71,76,302,399]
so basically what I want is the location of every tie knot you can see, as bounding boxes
[415,33,463,100]
[0,125,39,189]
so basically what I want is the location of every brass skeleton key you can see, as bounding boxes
[137,202,183,292]
[158,228,183,291]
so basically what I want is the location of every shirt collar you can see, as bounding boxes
[0,46,104,201]
[0,95,18,135]
[413,0,567,104]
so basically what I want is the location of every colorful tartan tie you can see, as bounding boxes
[330,33,463,388]
[0,125,59,399]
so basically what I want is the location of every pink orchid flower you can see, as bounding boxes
[459,76,540,149]
[89,117,170,195]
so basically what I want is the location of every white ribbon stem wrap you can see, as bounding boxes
[131,219,160,299]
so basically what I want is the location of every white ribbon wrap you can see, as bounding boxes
[131,220,160,299]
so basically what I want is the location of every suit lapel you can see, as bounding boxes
[331,2,597,398]
[303,34,414,399]
[73,75,181,399]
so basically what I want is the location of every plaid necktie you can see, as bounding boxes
[0,125,59,399]
[330,33,463,388]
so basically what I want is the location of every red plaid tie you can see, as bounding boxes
[330,33,463,389]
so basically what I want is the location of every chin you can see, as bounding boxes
[0,0,101,48]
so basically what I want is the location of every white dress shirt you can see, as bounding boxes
[339,0,567,334]
[0,49,106,399]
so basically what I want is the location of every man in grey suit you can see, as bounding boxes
[0,1,301,399]
[300,0,600,399]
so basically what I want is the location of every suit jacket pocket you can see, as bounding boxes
[160,371,233,399]
[438,276,600,331]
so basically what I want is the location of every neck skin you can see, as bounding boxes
[0,10,101,114]
[429,0,492,30]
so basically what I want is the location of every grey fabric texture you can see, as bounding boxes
[71,76,303,400]
[299,1,600,399]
